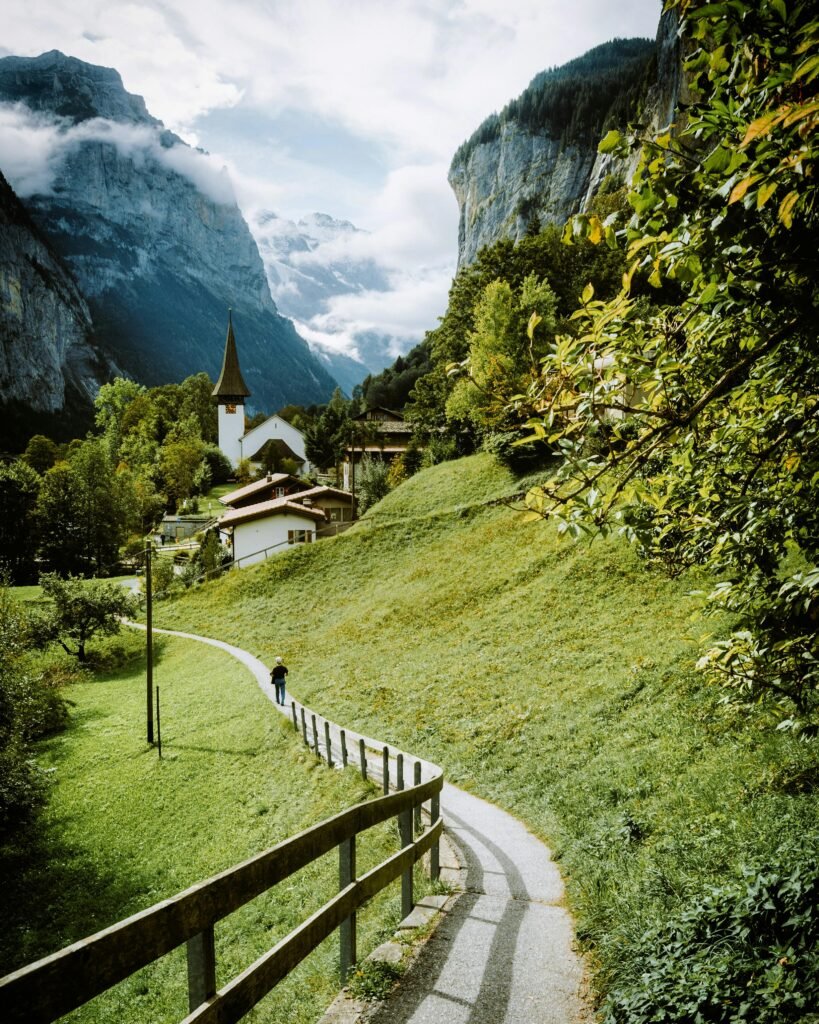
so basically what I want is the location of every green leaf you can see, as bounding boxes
[699,282,718,304]
[778,191,798,228]
[581,283,595,305]
[598,129,622,154]
[757,181,777,209]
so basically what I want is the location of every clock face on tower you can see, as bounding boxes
[226,403,236,414]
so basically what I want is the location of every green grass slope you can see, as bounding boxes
[152,452,819,1013]
[0,634,401,1024]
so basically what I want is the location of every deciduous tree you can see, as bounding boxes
[522,0,819,731]
[34,574,136,663]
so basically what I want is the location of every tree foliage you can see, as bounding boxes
[520,0,819,731]
[406,225,627,455]
[0,460,41,582]
[34,574,136,662]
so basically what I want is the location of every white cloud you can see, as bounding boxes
[317,266,453,350]
[0,103,236,205]
[0,104,64,196]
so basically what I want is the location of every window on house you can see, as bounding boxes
[275,487,285,497]
[287,530,313,545]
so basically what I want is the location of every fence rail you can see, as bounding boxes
[0,699,443,1024]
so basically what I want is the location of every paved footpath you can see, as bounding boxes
[135,624,593,1024]
[367,782,593,1024]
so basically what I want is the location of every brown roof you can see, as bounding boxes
[294,485,353,503]
[248,438,304,464]
[212,311,251,400]
[219,498,327,529]
[353,406,405,421]
[219,474,301,507]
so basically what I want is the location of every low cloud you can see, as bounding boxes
[316,266,453,352]
[0,102,235,205]
[0,104,65,195]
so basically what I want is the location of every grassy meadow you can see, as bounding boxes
[146,453,819,1009]
[1,631,408,1024]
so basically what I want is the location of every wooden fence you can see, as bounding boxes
[0,700,443,1024]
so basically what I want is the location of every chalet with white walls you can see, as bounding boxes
[211,312,311,474]
[218,482,354,567]
[219,500,326,567]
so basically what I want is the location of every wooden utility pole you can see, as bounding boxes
[145,543,154,745]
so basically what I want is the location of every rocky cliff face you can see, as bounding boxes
[0,168,118,445]
[0,51,337,415]
[449,22,681,266]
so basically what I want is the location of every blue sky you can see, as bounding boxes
[1,0,663,363]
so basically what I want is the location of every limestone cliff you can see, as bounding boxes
[0,51,337,414]
[449,17,683,266]
[0,169,117,445]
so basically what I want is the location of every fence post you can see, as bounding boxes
[156,686,162,760]
[414,761,422,833]
[430,791,440,881]
[359,738,367,780]
[291,701,298,731]
[300,707,308,745]
[339,835,356,983]
[186,927,216,1011]
[340,730,348,767]
[312,714,319,755]
[324,721,333,767]
[382,746,390,795]
[396,755,413,918]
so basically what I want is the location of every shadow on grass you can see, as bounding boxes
[0,818,152,977]
[169,743,260,758]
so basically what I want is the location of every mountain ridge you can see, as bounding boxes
[0,50,338,428]
[448,17,682,265]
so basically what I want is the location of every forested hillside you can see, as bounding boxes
[452,37,655,166]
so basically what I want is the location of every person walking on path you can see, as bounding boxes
[271,656,288,705]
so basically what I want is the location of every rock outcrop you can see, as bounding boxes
[448,21,683,266]
[0,51,338,416]
[0,168,117,446]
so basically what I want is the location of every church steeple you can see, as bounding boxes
[213,310,249,468]
[212,309,250,401]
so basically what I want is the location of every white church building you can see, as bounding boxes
[211,312,312,475]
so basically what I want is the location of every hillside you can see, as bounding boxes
[153,453,819,1015]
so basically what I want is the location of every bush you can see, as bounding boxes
[202,444,233,485]
[0,582,69,837]
[482,430,554,475]
[357,457,392,514]
[602,856,819,1024]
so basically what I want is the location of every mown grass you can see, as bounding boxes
[149,452,819,1009]
[1,631,410,1024]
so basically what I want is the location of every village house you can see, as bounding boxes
[217,482,355,567]
[342,406,413,491]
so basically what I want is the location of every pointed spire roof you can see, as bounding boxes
[212,310,251,400]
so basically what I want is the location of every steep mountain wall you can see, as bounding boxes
[0,51,337,414]
[449,16,682,265]
[0,169,117,445]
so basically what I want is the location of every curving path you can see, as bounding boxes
[132,624,593,1024]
